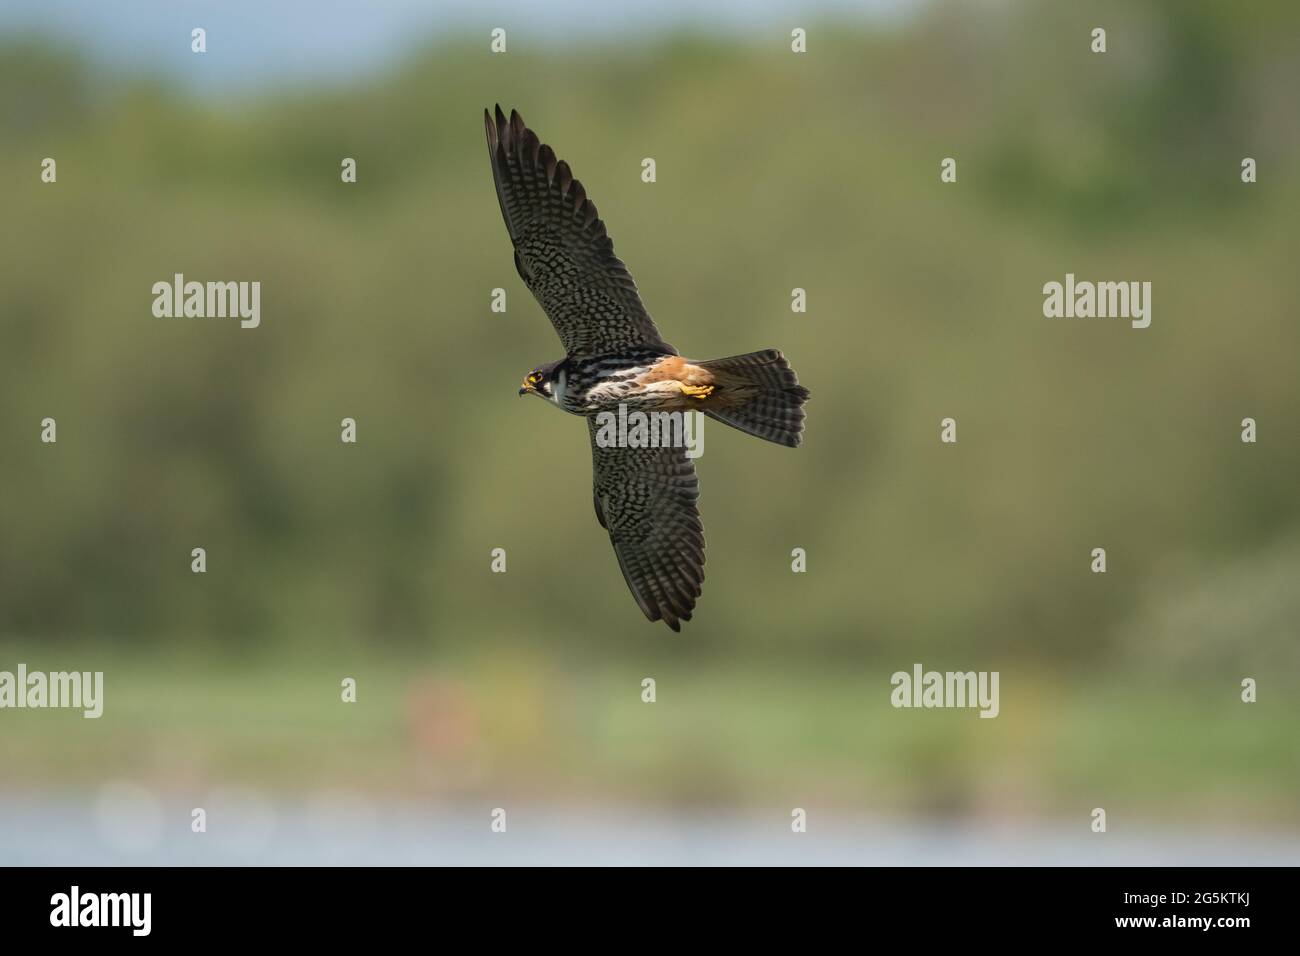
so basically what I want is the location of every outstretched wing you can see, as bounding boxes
[588,418,704,631]
[485,105,674,357]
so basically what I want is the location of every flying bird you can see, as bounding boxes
[485,105,809,630]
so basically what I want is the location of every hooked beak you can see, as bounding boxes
[519,377,534,396]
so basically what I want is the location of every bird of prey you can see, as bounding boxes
[485,105,809,630]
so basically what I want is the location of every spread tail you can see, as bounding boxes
[698,349,809,447]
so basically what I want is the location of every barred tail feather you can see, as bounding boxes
[699,349,809,447]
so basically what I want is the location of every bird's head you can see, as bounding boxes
[519,360,562,401]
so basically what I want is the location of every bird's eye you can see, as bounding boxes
[529,373,541,383]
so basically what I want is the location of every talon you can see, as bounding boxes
[680,384,713,399]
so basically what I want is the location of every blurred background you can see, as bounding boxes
[1,0,1298,864]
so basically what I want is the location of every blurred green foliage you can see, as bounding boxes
[1,1,1297,816]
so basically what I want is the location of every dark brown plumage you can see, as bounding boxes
[485,105,807,630]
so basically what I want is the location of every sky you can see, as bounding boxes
[0,0,917,92]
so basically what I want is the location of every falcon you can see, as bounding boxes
[485,105,809,630]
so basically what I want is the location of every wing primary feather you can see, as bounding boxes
[484,106,674,355]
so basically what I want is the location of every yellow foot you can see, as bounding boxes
[680,383,714,399]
